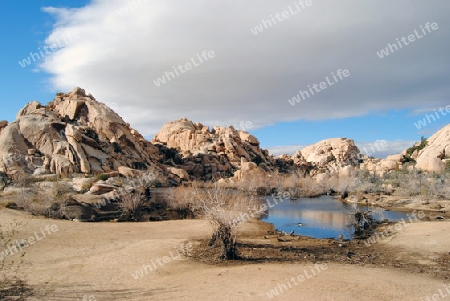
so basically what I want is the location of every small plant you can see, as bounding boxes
[84,127,99,142]
[404,136,428,162]
[0,172,8,191]
[95,173,109,181]
[4,202,17,209]
[112,142,122,154]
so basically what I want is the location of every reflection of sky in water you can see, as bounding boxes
[261,196,410,239]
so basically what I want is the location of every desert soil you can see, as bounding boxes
[1,208,449,301]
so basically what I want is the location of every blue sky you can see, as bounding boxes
[1,0,90,120]
[1,1,449,158]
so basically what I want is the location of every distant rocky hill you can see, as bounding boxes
[1,87,448,183]
[290,138,361,176]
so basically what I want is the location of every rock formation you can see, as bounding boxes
[290,138,361,176]
[415,124,450,172]
[0,87,161,177]
[152,118,271,181]
[1,87,448,184]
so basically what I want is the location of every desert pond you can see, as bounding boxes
[261,195,410,239]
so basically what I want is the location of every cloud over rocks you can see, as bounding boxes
[40,0,450,138]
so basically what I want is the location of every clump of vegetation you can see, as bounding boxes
[117,172,155,221]
[0,172,8,191]
[4,202,17,209]
[118,189,145,221]
[346,200,379,238]
[177,185,258,260]
[95,173,109,181]
[404,136,428,162]
[9,173,71,219]
[111,142,122,154]
[446,159,450,172]
[84,127,99,142]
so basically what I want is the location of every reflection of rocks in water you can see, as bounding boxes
[269,209,348,229]
[262,196,410,239]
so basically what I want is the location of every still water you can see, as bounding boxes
[261,195,410,239]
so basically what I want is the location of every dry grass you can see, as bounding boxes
[12,180,72,219]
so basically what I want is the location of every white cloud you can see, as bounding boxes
[266,145,305,157]
[356,140,416,159]
[40,0,450,138]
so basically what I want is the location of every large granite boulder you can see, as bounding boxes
[0,87,162,177]
[415,124,450,172]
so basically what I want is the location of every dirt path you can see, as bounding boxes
[1,209,449,301]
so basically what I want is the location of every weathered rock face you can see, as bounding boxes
[0,87,161,177]
[415,124,450,172]
[152,118,271,181]
[292,138,361,175]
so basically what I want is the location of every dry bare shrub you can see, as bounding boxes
[118,191,144,221]
[188,185,259,259]
[167,186,195,210]
[296,176,325,197]
[9,180,72,218]
[344,198,378,238]
[0,220,33,299]
[234,170,268,195]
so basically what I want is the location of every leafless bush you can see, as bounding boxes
[345,199,378,238]
[167,186,195,210]
[188,184,259,259]
[118,189,145,221]
[296,176,326,197]
[0,220,33,299]
[235,171,268,195]
[117,173,155,221]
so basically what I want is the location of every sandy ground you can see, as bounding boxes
[1,208,449,301]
